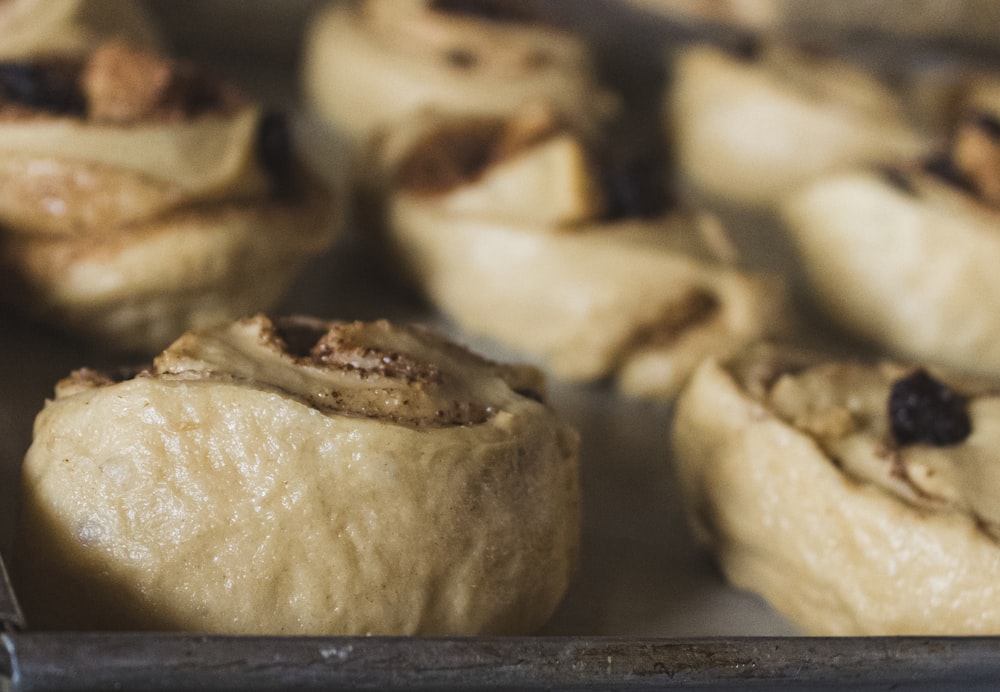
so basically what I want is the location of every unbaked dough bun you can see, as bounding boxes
[781,86,1000,377]
[302,0,616,154]
[672,345,1000,635]
[14,314,580,635]
[0,0,160,58]
[625,0,1000,51]
[668,41,931,207]
[0,42,337,353]
[383,103,791,398]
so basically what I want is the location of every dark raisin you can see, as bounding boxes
[726,35,761,62]
[601,152,671,220]
[446,48,478,69]
[878,165,918,197]
[430,0,537,23]
[163,66,227,118]
[256,110,295,198]
[888,369,971,446]
[967,110,1000,140]
[514,387,544,403]
[923,152,976,194]
[0,61,85,116]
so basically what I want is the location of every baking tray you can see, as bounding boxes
[3,1,1000,689]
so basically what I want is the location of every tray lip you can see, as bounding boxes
[0,549,22,632]
[6,631,1000,690]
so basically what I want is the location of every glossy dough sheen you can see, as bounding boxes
[16,316,581,635]
[671,356,1000,635]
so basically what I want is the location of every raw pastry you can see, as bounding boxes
[625,0,1000,50]
[672,345,1000,635]
[668,41,930,207]
[0,0,160,59]
[14,313,580,635]
[0,42,337,353]
[302,0,616,155]
[384,103,791,398]
[782,84,1000,377]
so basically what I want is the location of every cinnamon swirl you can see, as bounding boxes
[383,103,791,398]
[14,314,580,634]
[0,42,337,352]
[302,0,615,158]
[669,41,930,207]
[673,345,1000,635]
[781,81,1000,377]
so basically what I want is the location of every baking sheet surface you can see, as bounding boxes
[4,1,1000,688]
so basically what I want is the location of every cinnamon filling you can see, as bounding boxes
[951,111,1000,206]
[626,290,720,353]
[430,0,540,23]
[396,108,672,220]
[0,42,293,192]
[0,59,84,117]
[0,42,242,123]
[395,108,564,196]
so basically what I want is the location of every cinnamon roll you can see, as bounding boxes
[302,0,616,157]
[668,41,930,207]
[781,82,1000,377]
[0,42,337,353]
[383,103,791,398]
[0,0,160,58]
[626,0,1000,51]
[14,314,580,635]
[672,345,1000,635]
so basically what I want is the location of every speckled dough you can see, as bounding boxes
[14,315,581,635]
[672,348,1000,635]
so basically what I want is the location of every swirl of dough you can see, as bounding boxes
[673,346,1000,635]
[0,43,338,352]
[150,314,549,427]
[781,77,1000,377]
[0,42,272,235]
[669,41,931,207]
[0,0,160,59]
[15,314,580,635]
[302,0,616,148]
[383,105,791,398]
[625,0,1000,52]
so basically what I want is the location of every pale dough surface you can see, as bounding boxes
[672,351,1000,635]
[669,43,929,207]
[302,0,614,150]
[0,0,160,58]
[385,108,790,399]
[782,167,1000,377]
[15,315,581,635]
[0,47,339,353]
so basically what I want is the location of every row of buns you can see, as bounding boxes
[6,0,1000,637]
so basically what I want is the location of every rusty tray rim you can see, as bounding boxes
[5,630,1000,690]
